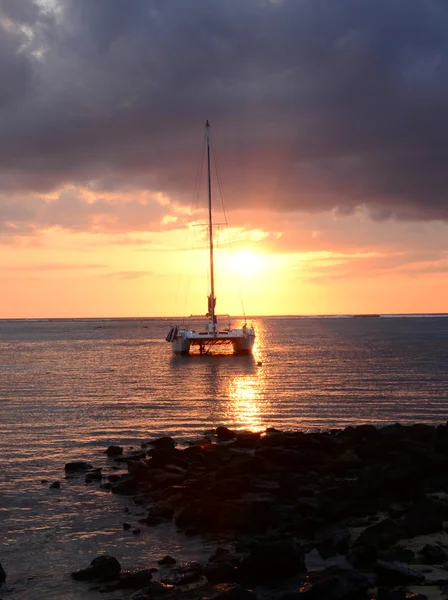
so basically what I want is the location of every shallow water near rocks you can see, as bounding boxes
[1,316,448,598]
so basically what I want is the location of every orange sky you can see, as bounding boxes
[2,187,448,318]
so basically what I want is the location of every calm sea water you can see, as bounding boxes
[1,316,448,599]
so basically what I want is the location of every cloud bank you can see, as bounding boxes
[1,0,448,231]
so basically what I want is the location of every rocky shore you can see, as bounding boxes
[68,423,448,600]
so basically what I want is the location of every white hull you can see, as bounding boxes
[169,326,255,355]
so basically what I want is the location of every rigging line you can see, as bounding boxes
[173,130,206,320]
[210,140,247,322]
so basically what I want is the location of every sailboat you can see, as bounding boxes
[166,121,256,355]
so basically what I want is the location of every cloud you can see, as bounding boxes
[1,0,448,224]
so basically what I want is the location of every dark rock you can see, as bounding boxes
[49,481,60,489]
[404,499,443,537]
[132,581,175,599]
[347,544,378,569]
[142,436,176,450]
[205,561,238,584]
[374,560,425,585]
[113,568,153,589]
[85,468,102,480]
[355,519,406,550]
[238,540,305,585]
[65,461,93,473]
[123,522,131,530]
[71,554,121,582]
[314,525,350,558]
[100,482,112,490]
[110,475,137,495]
[160,561,203,586]
[0,562,6,583]
[379,545,415,563]
[282,566,371,600]
[106,445,123,457]
[419,543,448,564]
[212,583,256,600]
[216,426,237,441]
[157,555,177,565]
[132,528,141,535]
[205,550,238,584]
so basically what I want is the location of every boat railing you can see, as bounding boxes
[187,314,232,331]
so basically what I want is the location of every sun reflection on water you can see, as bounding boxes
[228,375,264,431]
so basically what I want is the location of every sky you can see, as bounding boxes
[1,0,448,318]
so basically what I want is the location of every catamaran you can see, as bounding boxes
[166,121,256,355]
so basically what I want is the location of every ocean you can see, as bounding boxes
[1,315,448,599]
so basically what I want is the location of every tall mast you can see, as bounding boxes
[206,120,216,332]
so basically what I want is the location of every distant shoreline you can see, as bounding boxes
[1,313,448,322]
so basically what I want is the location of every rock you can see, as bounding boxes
[142,437,176,450]
[71,554,121,582]
[216,426,237,441]
[132,528,141,535]
[314,525,351,558]
[113,568,153,589]
[374,560,425,586]
[404,499,443,537]
[157,555,176,566]
[212,583,256,600]
[85,468,102,480]
[110,475,137,495]
[65,461,93,473]
[281,566,371,600]
[160,561,203,586]
[347,544,378,569]
[0,562,6,583]
[419,543,448,564]
[355,518,406,550]
[49,481,60,489]
[238,540,305,585]
[123,522,131,530]
[106,445,123,457]
[379,545,415,563]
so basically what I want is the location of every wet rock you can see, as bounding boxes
[204,549,238,584]
[65,461,93,473]
[160,561,203,586]
[238,540,305,585]
[374,560,425,585]
[123,522,131,530]
[71,554,121,582]
[100,482,112,490]
[142,436,176,450]
[49,481,60,489]
[158,555,177,565]
[211,583,256,600]
[112,568,153,589]
[110,475,137,495]
[85,468,102,480]
[133,581,176,600]
[281,566,371,600]
[419,543,448,564]
[0,562,6,583]
[216,426,237,441]
[132,528,141,535]
[106,445,123,457]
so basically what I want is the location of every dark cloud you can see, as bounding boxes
[1,0,448,222]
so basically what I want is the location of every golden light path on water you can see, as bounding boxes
[224,321,267,431]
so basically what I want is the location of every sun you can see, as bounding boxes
[220,249,266,276]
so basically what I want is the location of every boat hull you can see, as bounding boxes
[170,328,255,355]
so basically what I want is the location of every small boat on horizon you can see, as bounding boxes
[166,121,255,355]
